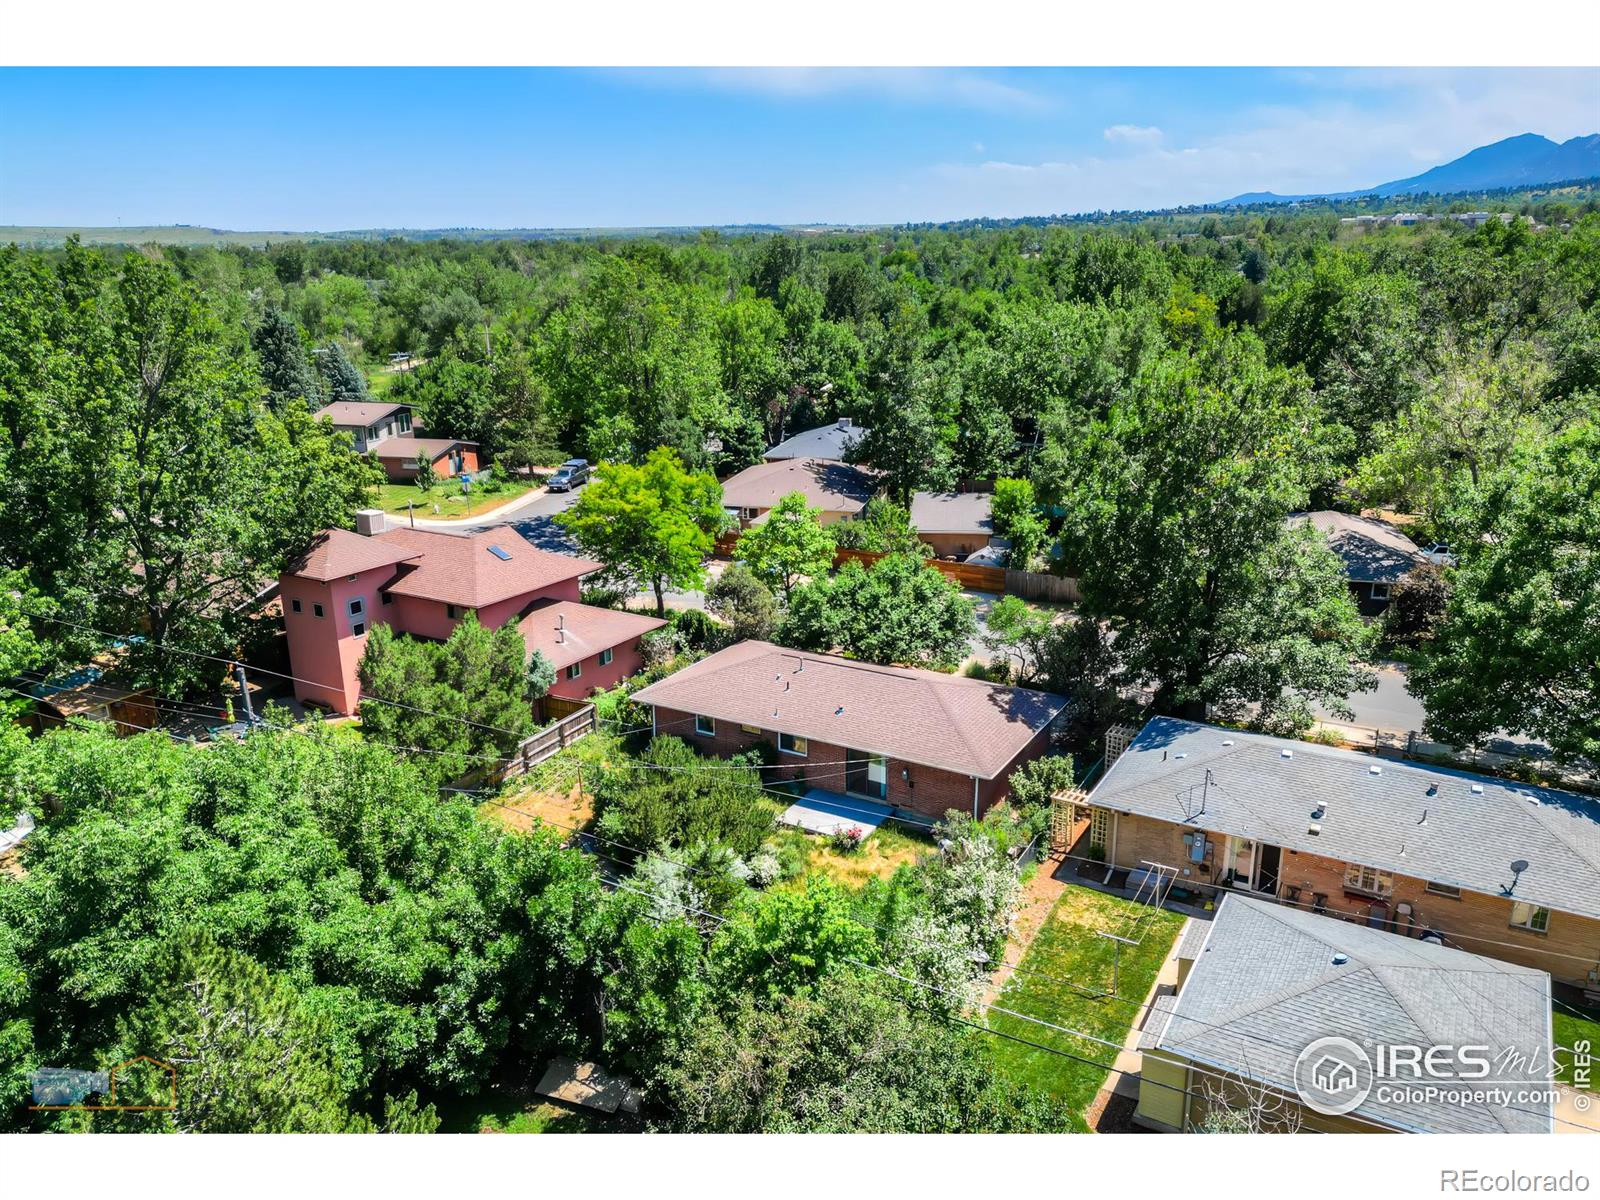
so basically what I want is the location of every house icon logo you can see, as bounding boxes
[1293,1036,1373,1116]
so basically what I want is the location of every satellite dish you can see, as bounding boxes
[1511,860,1530,875]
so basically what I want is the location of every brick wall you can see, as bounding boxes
[648,703,1018,822]
[1101,810,1600,985]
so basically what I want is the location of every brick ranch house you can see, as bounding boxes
[314,400,480,483]
[280,511,664,715]
[1073,717,1600,986]
[628,640,1068,822]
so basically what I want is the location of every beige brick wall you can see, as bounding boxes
[1100,810,1600,985]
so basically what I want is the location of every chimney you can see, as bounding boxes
[355,508,387,536]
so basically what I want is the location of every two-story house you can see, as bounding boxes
[314,400,480,483]
[280,511,664,715]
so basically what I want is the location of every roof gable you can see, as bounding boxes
[284,528,421,582]
[374,527,603,609]
[720,459,879,513]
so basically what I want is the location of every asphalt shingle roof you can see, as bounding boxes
[1157,895,1553,1134]
[720,459,879,515]
[372,435,476,460]
[284,528,422,582]
[518,601,666,671]
[764,420,866,461]
[313,401,410,427]
[1289,510,1426,584]
[1091,717,1600,922]
[628,640,1066,779]
[375,527,603,609]
[910,491,994,535]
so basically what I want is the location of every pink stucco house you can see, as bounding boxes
[281,512,665,715]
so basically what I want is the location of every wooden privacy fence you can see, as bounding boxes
[831,546,1079,602]
[494,703,597,783]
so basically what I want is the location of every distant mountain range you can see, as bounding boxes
[1220,132,1600,205]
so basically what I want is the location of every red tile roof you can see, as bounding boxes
[517,600,666,670]
[629,640,1066,779]
[375,527,604,609]
[284,528,422,582]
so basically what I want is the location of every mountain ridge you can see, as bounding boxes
[1218,132,1600,205]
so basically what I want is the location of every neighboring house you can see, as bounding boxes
[763,417,866,462]
[1289,510,1427,614]
[18,659,156,738]
[1072,717,1600,986]
[628,639,1067,821]
[720,458,879,528]
[517,599,667,700]
[1135,895,1555,1134]
[910,491,995,559]
[314,400,480,483]
[280,510,659,714]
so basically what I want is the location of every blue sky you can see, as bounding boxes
[2,67,1596,229]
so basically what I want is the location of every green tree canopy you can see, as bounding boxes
[557,447,725,616]
[733,490,836,598]
[782,553,976,669]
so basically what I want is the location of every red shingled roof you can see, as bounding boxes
[517,600,667,670]
[284,528,422,582]
[629,640,1066,779]
[314,401,410,426]
[375,527,604,609]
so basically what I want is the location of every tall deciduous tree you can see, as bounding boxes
[557,447,725,616]
[1052,336,1373,727]
[1409,420,1600,762]
[781,553,976,669]
[733,491,835,599]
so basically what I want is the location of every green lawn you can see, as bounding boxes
[373,477,537,521]
[771,820,934,890]
[987,885,1186,1117]
[1554,1008,1600,1092]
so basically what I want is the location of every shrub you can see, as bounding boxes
[745,847,783,888]
[671,608,728,653]
[830,825,866,854]
[580,585,629,610]
[706,562,778,641]
[592,735,776,858]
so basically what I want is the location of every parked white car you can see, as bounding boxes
[1418,542,1457,567]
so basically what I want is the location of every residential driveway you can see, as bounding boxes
[961,589,1002,667]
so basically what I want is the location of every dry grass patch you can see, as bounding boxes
[484,781,593,836]
[773,823,932,889]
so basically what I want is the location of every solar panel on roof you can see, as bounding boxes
[487,545,512,561]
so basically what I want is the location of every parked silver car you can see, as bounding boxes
[547,458,590,491]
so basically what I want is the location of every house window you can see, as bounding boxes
[352,620,366,636]
[1343,863,1394,897]
[740,723,762,734]
[779,732,808,757]
[1509,902,1550,934]
[694,714,715,737]
[599,648,613,667]
[566,662,582,681]
[348,598,364,618]
[1370,582,1390,602]
[291,598,303,614]
[446,604,462,620]
[313,602,325,618]
[1426,881,1462,899]
[380,591,392,606]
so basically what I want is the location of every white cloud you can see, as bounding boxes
[920,68,1600,220]
[1103,123,1164,146]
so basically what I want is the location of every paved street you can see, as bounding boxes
[1317,662,1426,733]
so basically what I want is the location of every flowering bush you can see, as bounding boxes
[830,825,867,854]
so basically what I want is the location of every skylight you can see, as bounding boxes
[487,545,512,561]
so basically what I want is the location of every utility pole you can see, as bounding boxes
[234,663,257,728]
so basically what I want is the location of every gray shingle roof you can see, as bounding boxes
[1091,717,1600,922]
[1289,510,1426,584]
[764,420,866,461]
[1156,895,1553,1134]
[910,491,994,535]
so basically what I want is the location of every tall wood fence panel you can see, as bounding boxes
[831,547,1077,602]
[492,704,597,784]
